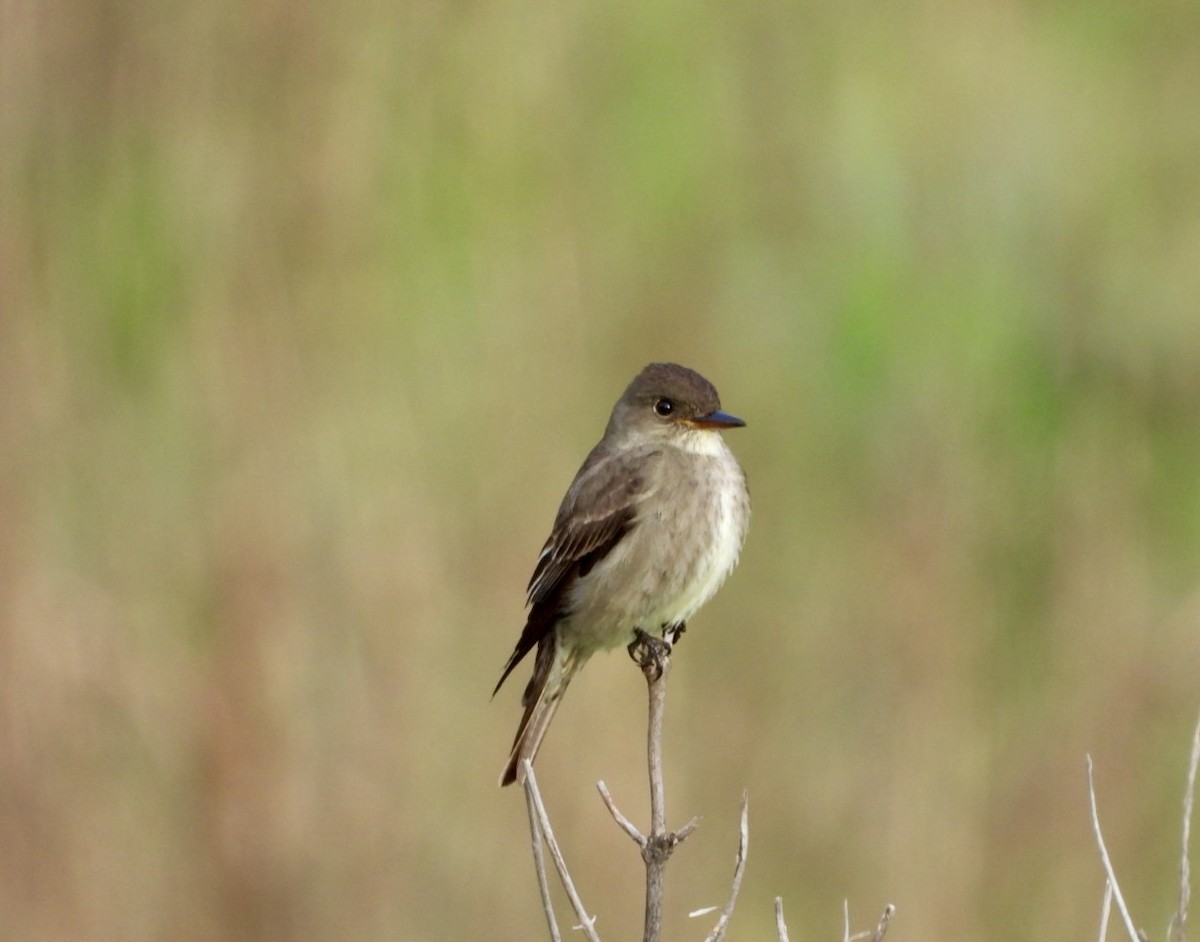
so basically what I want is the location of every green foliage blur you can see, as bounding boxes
[3,0,1199,939]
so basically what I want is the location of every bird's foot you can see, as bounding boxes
[663,621,687,647]
[628,628,672,680]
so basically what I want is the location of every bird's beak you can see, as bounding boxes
[690,410,746,430]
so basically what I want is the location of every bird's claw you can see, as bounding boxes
[628,628,672,680]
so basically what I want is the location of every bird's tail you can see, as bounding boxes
[500,637,584,787]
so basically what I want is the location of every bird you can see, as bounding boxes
[494,362,750,787]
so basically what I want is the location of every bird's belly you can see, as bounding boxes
[563,462,747,654]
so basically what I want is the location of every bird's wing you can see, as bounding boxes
[492,445,659,697]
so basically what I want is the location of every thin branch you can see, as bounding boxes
[774,897,791,942]
[1169,711,1200,942]
[523,760,603,942]
[642,652,671,942]
[868,904,896,942]
[598,780,699,853]
[702,792,750,942]
[597,780,645,846]
[622,634,690,942]
[843,902,896,942]
[646,655,670,837]
[675,815,701,843]
[1087,754,1142,942]
[524,779,563,942]
[601,636,706,942]
[1099,880,1113,942]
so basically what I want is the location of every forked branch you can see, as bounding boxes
[1086,711,1200,942]
[601,635,749,942]
[520,628,896,942]
[1086,754,1144,942]
[522,761,602,942]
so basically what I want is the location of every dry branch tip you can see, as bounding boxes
[1086,755,1143,942]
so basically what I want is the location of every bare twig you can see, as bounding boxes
[598,780,699,851]
[646,655,670,835]
[1099,880,1113,942]
[842,901,896,942]
[702,791,750,942]
[774,897,791,942]
[524,779,563,942]
[522,760,603,942]
[868,903,896,942]
[523,628,766,942]
[642,651,671,942]
[1087,754,1143,942]
[597,780,645,844]
[675,815,701,843]
[1169,711,1200,942]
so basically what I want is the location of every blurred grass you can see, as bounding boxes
[2,0,1200,939]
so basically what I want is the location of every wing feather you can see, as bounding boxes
[493,445,659,696]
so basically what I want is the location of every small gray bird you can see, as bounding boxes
[495,363,750,786]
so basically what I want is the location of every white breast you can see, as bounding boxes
[662,458,746,625]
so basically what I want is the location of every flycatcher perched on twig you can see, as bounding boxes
[495,363,750,787]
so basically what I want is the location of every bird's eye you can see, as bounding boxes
[653,398,675,417]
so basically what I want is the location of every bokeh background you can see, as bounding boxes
[3,0,1199,939]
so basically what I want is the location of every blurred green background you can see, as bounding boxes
[3,0,1199,939]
